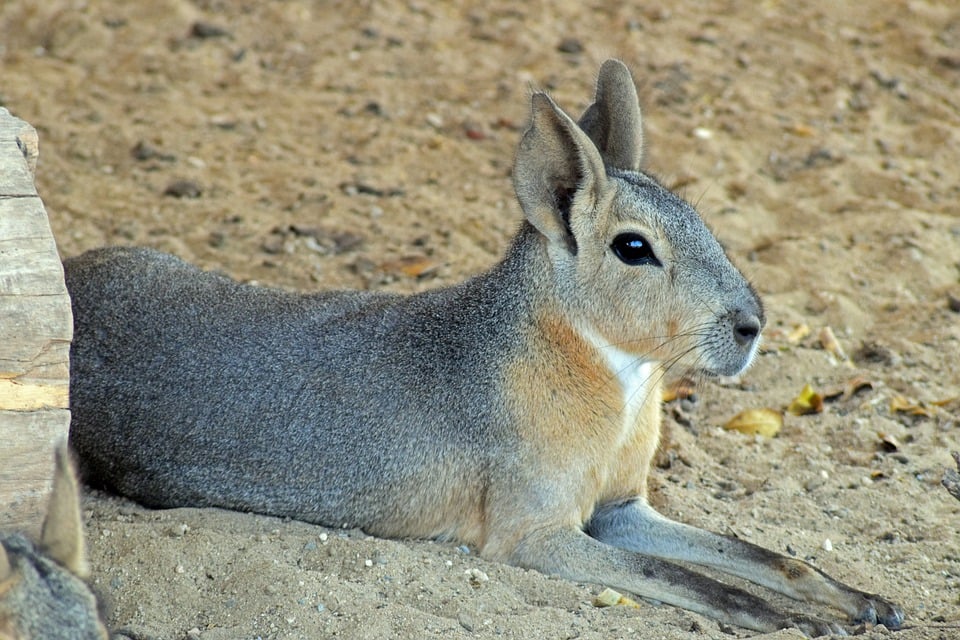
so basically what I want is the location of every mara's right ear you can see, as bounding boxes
[39,443,89,578]
[577,59,644,172]
[512,92,608,254]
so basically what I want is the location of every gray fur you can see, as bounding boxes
[67,239,531,538]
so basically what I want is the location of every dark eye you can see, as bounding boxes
[611,233,661,266]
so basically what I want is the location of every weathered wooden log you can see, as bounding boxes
[0,108,73,536]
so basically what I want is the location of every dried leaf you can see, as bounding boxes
[723,408,783,438]
[788,123,816,137]
[877,432,901,452]
[788,384,824,416]
[889,395,935,418]
[824,375,874,402]
[932,397,960,408]
[662,378,696,403]
[786,323,811,344]
[380,255,438,278]
[818,326,848,361]
[593,588,641,609]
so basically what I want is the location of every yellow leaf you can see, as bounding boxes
[788,122,817,137]
[788,384,824,416]
[723,408,783,437]
[786,323,811,344]
[593,588,641,609]
[662,378,696,403]
[380,255,438,278]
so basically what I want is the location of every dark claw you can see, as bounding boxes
[853,595,904,630]
[876,601,905,629]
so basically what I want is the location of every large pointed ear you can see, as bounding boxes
[513,92,609,254]
[577,59,644,171]
[40,443,89,578]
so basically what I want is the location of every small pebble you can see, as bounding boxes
[822,538,833,552]
[190,21,231,39]
[465,568,489,586]
[693,127,713,139]
[163,179,202,199]
[458,612,478,632]
[557,37,584,54]
[948,293,960,313]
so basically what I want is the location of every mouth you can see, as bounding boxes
[694,337,761,379]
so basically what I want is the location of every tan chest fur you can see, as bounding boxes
[489,312,662,556]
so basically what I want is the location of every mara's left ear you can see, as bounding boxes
[40,443,89,578]
[577,59,644,172]
[512,92,609,255]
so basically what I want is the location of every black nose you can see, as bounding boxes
[732,313,762,348]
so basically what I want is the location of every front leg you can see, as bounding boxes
[585,499,904,629]
[510,526,846,636]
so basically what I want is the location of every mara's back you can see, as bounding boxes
[66,244,524,541]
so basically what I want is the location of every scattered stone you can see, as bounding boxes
[363,101,385,117]
[463,120,486,140]
[163,179,202,198]
[190,21,231,39]
[853,341,899,366]
[289,225,364,254]
[339,181,405,197]
[131,140,176,162]
[465,568,489,587]
[208,230,227,248]
[947,293,960,313]
[458,611,478,632]
[557,37,584,54]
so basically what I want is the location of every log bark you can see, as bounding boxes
[0,108,73,536]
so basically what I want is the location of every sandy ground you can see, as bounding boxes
[2,1,960,638]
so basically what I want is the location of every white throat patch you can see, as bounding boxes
[581,327,656,446]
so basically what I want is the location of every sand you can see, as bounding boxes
[1,1,958,638]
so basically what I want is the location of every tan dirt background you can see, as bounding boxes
[2,1,960,638]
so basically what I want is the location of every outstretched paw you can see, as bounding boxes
[852,594,904,629]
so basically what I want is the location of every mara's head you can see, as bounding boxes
[513,59,764,378]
